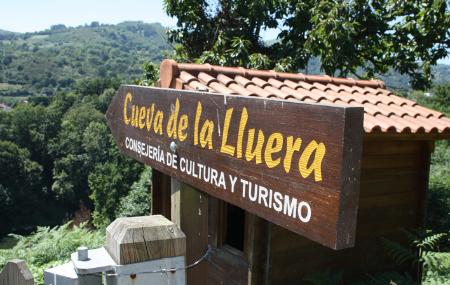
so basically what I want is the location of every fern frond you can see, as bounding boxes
[382,238,417,266]
[401,229,421,244]
[417,233,447,251]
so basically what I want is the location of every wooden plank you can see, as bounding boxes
[417,141,432,227]
[362,140,423,155]
[151,169,171,219]
[207,246,248,285]
[176,182,209,285]
[335,107,363,249]
[270,228,313,251]
[268,227,408,285]
[359,191,419,209]
[0,260,34,285]
[358,202,418,221]
[360,174,421,197]
[359,147,424,197]
[207,196,220,247]
[244,214,270,285]
[106,85,364,249]
[361,153,423,169]
[269,216,414,254]
[356,219,417,239]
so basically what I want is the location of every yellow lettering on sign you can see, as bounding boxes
[178,114,188,142]
[146,104,155,132]
[167,99,180,139]
[284,136,302,173]
[138,106,146,129]
[119,95,329,183]
[236,107,248,159]
[299,140,326,182]
[123,92,132,125]
[194,102,202,146]
[220,108,235,156]
[153,110,164,135]
[245,129,264,164]
[265,132,283,168]
[200,120,214,149]
[131,105,139,127]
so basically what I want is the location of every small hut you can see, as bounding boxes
[151,59,450,284]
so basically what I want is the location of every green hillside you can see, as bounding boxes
[0,21,171,96]
[300,57,450,91]
[0,22,448,98]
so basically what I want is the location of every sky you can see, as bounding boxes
[0,0,177,32]
[0,0,449,64]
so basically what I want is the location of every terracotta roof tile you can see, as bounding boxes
[363,114,383,132]
[180,71,210,91]
[251,77,270,88]
[159,60,450,138]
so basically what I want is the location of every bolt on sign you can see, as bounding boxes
[106,86,364,250]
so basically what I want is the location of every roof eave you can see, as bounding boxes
[363,132,450,141]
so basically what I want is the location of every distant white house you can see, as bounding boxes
[0,103,12,111]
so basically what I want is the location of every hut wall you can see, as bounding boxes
[267,139,432,284]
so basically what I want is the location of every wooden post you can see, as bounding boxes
[152,169,172,219]
[105,215,186,265]
[0,260,34,285]
[245,214,270,285]
[171,179,209,285]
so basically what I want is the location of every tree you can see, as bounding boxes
[116,167,152,218]
[96,88,116,113]
[164,0,450,89]
[8,104,59,190]
[88,159,143,228]
[50,103,105,205]
[411,82,450,116]
[0,141,43,235]
[75,77,121,98]
[134,61,160,86]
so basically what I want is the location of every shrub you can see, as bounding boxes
[0,222,104,285]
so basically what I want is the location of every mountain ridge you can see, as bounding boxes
[0,21,449,97]
[0,21,171,96]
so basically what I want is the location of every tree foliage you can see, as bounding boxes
[88,160,143,229]
[134,62,160,86]
[0,68,155,234]
[411,83,450,116]
[116,167,152,218]
[164,0,450,89]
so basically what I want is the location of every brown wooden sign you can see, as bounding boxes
[106,85,363,249]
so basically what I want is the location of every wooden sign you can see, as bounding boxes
[106,85,363,250]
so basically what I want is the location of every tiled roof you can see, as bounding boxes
[159,59,450,138]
